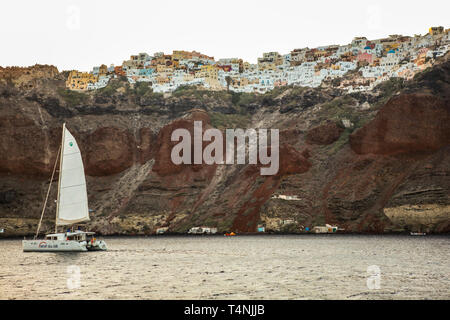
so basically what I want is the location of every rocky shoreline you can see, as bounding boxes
[2,224,449,239]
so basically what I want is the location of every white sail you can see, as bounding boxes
[56,124,90,225]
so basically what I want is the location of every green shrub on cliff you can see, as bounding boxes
[317,95,357,123]
[373,77,405,108]
[231,92,257,107]
[173,85,197,97]
[327,128,352,155]
[57,88,88,107]
[173,85,209,98]
[95,80,123,97]
[173,85,232,103]
[133,81,153,97]
[209,112,251,129]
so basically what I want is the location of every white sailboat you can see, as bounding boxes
[23,123,107,252]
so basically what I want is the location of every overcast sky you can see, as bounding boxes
[0,0,448,71]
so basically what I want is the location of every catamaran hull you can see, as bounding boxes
[22,240,88,252]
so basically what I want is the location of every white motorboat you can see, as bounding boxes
[410,232,427,236]
[22,123,107,252]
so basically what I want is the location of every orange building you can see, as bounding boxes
[114,66,126,77]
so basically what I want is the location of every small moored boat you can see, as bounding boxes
[410,232,426,236]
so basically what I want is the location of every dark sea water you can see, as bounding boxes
[0,235,449,299]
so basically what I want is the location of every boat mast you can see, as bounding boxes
[55,123,66,233]
[34,144,61,239]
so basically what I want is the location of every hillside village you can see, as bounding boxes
[65,27,449,94]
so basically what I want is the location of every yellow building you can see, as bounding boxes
[331,64,341,70]
[195,65,219,80]
[156,75,170,84]
[231,77,247,87]
[193,65,220,89]
[243,62,251,71]
[183,73,195,82]
[429,26,444,35]
[259,52,283,65]
[172,50,193,61]
[314,50,328,59]
[172,60,180,69]
[383,42,399,54]
[65,71,98,91]
[98,64,108,77]
[204,77,221,90]
[156,64,174,74]
[258,61,276,71]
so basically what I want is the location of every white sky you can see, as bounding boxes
[0,0,448,72]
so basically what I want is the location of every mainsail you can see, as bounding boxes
[56,123,90,225]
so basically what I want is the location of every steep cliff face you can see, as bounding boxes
[0,59,448,236]
[350,94,450,155]
[383,146,450,233]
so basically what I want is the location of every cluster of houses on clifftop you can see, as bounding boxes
[66,27,449,94]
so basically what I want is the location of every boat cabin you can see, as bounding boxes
[45,233,66,241]
[45,230,96,241]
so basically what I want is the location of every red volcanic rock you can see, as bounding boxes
[306,120,343,145]
[350,94,450,155]
[232,174,282,233]
[238,144,311,177]
[138,128,157,164]
[0,115,60,176]
[83,127,136,176]
[152,110,212,176]
[231,144,311,232]
[152,119,193,176]
[186,108,211,124]
[301,147,311,159]
[0,115,139,178]
[278,145,311,175]
[280,128,303,142]
[131,110,218,222]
